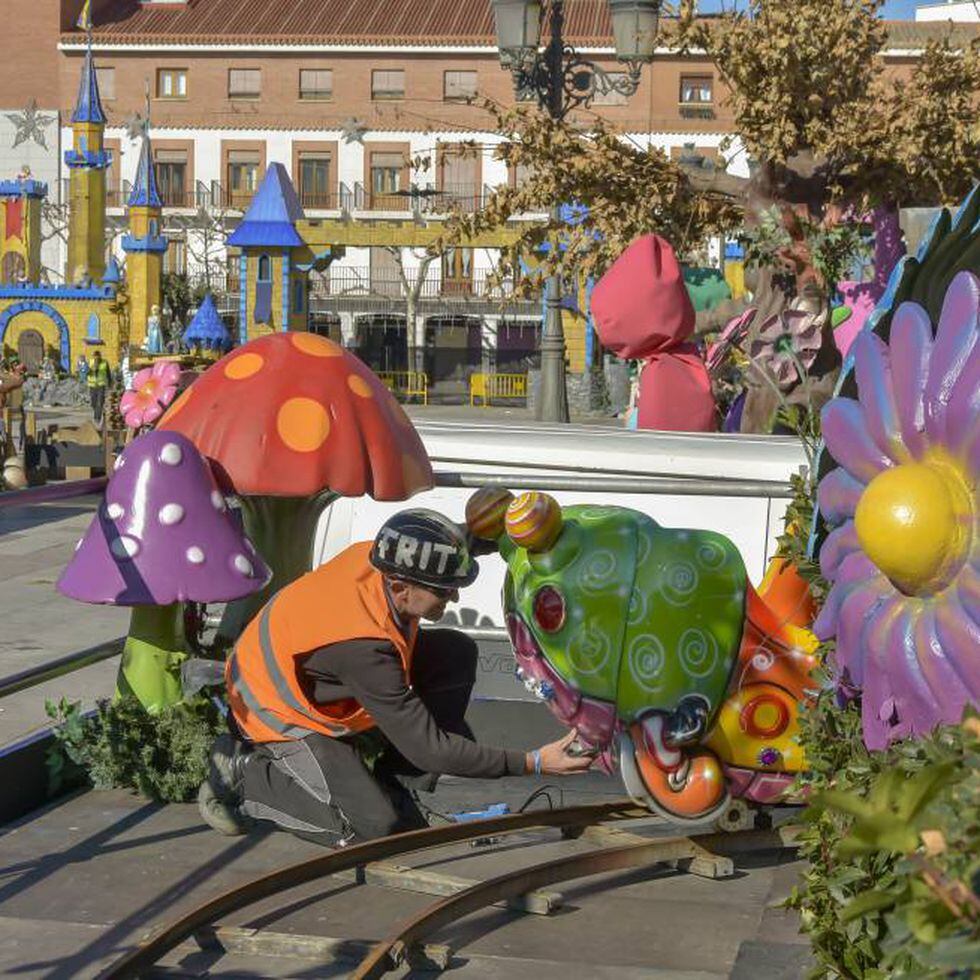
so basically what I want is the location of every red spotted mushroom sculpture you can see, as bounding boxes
[157,332,434,633]
[57,430,270,712]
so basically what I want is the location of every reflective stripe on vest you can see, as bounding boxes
[227,656,310,740]
[254,601,351,736]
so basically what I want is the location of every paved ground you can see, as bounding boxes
[0,405,812,978]
[0,703,812,979]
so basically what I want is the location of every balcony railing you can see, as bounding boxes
[315,268,531,302]
[352,183,489,214]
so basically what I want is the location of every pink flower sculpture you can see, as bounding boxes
[815,270,979,750]
[120,361,181,429]
[747,308,825,390]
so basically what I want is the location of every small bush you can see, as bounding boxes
[788,687,980,978]
[46,695,227,803]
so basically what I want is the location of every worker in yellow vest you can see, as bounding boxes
[200,509,592,844]
[86,350,110,425]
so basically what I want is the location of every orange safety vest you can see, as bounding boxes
[227,541,418,744]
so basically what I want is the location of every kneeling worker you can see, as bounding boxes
[200,508,592,844]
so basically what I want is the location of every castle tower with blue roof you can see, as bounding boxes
[122,127,167,342]
[65,40,110,285]
[227,162,315,343]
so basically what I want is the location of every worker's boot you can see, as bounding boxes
[198,734,255,836]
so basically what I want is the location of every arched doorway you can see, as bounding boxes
[17,329,45,373]
[2,252,26,284]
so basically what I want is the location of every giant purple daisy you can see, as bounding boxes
[815,270,979,750]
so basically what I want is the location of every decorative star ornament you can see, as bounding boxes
[6,100,55,150]
[340,117,368,145]
[125,112,149,142]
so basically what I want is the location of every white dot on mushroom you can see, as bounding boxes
[186,546,205,565]
[234,554,254,577]
[158,503,185,526]
[106,503,124,520]
[110,536,140,559]
[159,443,183,466]
[211,490,226,511]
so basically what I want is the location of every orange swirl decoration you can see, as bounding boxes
[465,487,514,541]
[506,492,563,553]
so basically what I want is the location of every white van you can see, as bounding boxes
[314,420,807,701]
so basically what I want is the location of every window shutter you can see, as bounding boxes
[154,148,188,163]
[444,71,477,99]
[370,152,405,169]
[229,69,261,96]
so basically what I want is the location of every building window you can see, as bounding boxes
[95,67,115,101]
[680,75,713,105]
[154,149,188,207]
[257,254,271,282]
[368,151,404,209]
[371,69,405,100]
[443,70,477,102]
[592,74,628,106]
[298,152,333,209]
[227,150,261,207]
[156,68,187,99]
[164,238,186,275]
[299,69,333,100]
[229,69,261,100]
[292,279,305,314]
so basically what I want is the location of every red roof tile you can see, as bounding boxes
[68,1,976,48]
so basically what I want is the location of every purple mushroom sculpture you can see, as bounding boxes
[58,430,270,713]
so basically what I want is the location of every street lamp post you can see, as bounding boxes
[492,0,661,422]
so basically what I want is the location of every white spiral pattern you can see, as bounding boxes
[578,550,619,594]
[568,623,612,675]
[577,506,621,523]
[751,648,776,673]
[626,587,647,626]
[636,526,656,565]
[677,628,720,678]
[696,539,728,570]
[627,634,667,693]
[660,561,699,606]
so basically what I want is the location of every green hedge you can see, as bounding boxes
[46,694,227,803]
[788,674,980,978]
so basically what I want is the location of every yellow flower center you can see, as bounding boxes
[854,455,973,597]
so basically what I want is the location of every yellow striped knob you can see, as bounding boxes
[465,486,514,541]
[506,492,563,552]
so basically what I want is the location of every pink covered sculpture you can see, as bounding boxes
[592,235,717,432]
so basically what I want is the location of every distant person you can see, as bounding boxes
[76,354,89,384]
[86,350,110,426]
[0,362,26,455]
[40,354,56,384]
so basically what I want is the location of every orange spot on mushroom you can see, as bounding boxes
[160,384,192,423]
[277,397,331,452]
[348,374,373,398]
[224,352,265,380]
[291,333,342,357]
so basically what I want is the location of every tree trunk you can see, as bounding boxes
[217,491,338,645]
[872,203,905,292]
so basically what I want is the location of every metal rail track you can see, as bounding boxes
[99,800,799,979]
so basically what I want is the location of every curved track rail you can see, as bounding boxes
[99,799,799,978]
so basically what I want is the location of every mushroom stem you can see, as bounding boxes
[219,491,338,642]
[115,603,187,714]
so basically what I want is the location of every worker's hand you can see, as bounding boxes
[527,728,596,776]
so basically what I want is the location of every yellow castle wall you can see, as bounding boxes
[66,137,108,284]
[0,297,127,368]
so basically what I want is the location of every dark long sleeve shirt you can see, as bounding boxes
[300,639,527,779]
